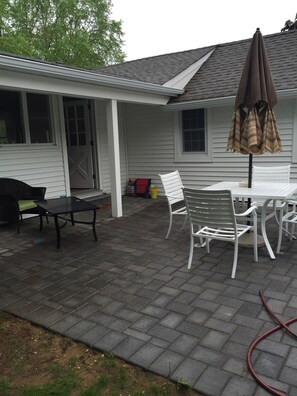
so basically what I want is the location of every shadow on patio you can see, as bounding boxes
[1,195,297,395]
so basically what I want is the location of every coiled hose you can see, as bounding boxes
[247,290,297,396]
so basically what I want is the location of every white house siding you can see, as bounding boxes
[123,103,175,185]
[0,95,67,198]
[95,100,128,194]
[122,99,297,196]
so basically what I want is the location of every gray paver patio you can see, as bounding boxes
[1,195,297,395]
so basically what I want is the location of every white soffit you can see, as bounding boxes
[163,49,215,90]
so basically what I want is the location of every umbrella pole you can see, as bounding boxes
[240,152,265,247]
[247,153,253,209]
[248,153,253,188]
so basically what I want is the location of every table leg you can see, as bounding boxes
[92,209,97,241]
[39,214,43,231]
[54,214,61,249]
[70,213,74,225]
[261,199,275,260]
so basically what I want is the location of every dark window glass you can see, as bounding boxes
[27,93,52,143]
[77,119,85,133]
[78,133,86,145]
[70,133,77,146]
[76,105,84,118]
[0,91,25,144]
[182,109,206,153]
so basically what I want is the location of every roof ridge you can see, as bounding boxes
[216,29,297,48]
[101,30,297,70]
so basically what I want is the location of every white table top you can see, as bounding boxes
[204,181,297,200]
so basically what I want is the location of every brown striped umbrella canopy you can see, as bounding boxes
[227,28,282,185]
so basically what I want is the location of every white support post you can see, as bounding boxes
[106,99,122,218]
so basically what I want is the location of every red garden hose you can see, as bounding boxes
[247,290,297,395]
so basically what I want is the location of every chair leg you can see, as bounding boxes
[231,239,239,279]
[39,214,43,231]
[187,233,194,269]
[291,203,296,240]
[206,238,210,254]
[253,225,258,263]
[182,214,188,230]
[165,213,173,239]
[277,206,284,254]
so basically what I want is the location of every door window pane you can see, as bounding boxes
[70,133,77,146]
[78,133,86,145]
[27,93,53,143]
[77,119,85,133]
[0,91,25,144]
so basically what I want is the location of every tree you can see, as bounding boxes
[0,0,125,68]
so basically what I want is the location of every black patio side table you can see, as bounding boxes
[37,196,97,248]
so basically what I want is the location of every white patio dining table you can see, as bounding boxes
[204,181,297,259]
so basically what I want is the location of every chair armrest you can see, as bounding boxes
[167,193,184,200]
[286,199,297,206]
[235,204,258,217]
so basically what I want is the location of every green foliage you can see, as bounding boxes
[117,367,127,389]
[176,377,191,390]
[21,378,78,396]
[79,374,108,396]
[0,378,10,396]
[22,362,79,396]
[0,0,125,68]
[102,353,116,368]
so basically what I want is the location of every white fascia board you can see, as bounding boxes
[0,69,171,105]
[164,89,297,111]
[0,54,183,98]
[163,49,215,90]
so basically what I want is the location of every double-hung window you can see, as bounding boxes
[0,90,53,145]
[174,107,212,162]
[182,109,206,153]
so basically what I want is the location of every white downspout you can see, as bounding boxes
[106,99,122,217]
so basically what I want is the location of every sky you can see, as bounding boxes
[111,0,297,61]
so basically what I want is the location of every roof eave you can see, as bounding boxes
[0,54,183,97]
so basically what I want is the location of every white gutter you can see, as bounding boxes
[164,89,297,111]
[164,95,235,110]
[0,54,183,97]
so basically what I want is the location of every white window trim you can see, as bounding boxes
[174,108,213,162]
[292,99,297,163]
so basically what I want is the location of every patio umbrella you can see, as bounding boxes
[227,28,282,188]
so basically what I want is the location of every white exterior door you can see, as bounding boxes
[64,101,94,189]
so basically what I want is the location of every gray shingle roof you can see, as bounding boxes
[97,46,216,85]
[97,30,297,103]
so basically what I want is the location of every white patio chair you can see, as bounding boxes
[277,200,297,253]
[158,170,187,239]
[251,165,292,240]
[253,165,291,184]
[183,188,258,279]
[238,166,291,210]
